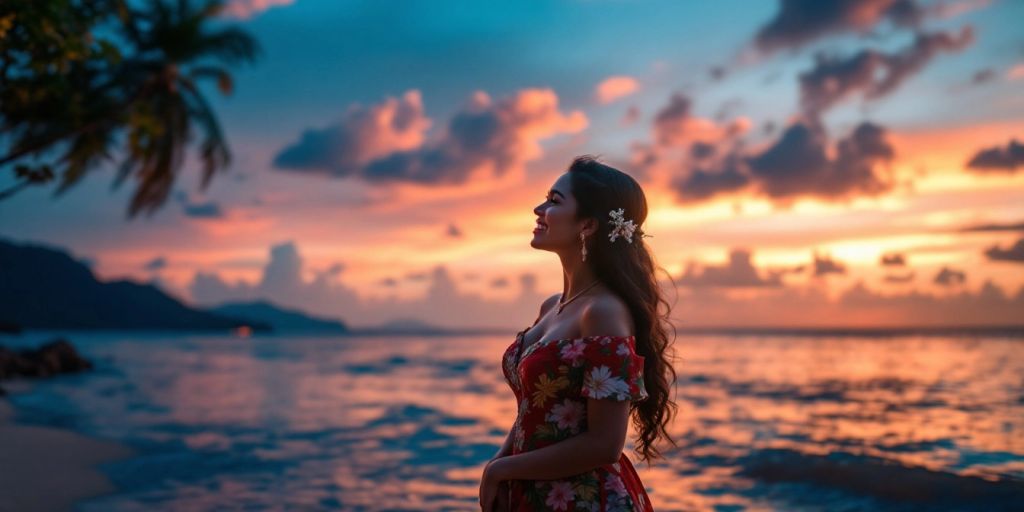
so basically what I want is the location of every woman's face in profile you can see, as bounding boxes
[531,172,579,251]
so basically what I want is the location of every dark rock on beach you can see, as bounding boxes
[736,447,1024,511]
[0,321,21,334]
[0,338,93,380]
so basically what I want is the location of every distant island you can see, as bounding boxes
[0,238,269,332]
[208,300,349,333]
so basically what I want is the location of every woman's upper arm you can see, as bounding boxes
[586,398,630,464]
[579,298,634,464]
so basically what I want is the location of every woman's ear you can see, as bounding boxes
[583,217,600,238]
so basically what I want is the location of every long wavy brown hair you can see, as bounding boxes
[567,154,679,464]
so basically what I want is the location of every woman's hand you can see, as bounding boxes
[479,457,509,511]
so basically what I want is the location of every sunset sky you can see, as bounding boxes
[2,0,1023,328]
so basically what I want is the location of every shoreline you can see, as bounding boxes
[0,400,135,512]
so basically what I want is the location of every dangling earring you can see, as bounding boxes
[580,232,587,262]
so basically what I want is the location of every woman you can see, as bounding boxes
[479,155,678,511]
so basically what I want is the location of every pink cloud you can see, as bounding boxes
[1008,63,1024,81]
[221,0,294,19]
[594,75,640,104]
[274,87,586,186]
[273,89,431,174]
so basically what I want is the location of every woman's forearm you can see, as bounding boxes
[493,431,616,481]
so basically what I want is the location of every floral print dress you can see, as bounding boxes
[500,326,654,511]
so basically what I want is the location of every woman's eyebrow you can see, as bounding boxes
[548,189,565,199]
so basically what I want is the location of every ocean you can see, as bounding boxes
[2,330,1023,511]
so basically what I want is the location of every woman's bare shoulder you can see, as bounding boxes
[581,292,633,337]
[538,292,562,316]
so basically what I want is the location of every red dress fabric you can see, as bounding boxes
[501,325,655,511]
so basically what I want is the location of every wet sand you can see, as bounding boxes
[0,401,134,512]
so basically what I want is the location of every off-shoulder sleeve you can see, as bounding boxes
[577,335,648,402]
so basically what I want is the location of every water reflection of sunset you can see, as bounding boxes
[6,330,1018,511]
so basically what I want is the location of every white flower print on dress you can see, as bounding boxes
[545,398,585,433]
[545,481,575,510]
[560,339,587,365]
[583,365,632,400]
[615,342,631,357]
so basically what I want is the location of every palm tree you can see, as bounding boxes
[0,0,260,217]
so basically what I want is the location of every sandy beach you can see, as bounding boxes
[0,400,135,512]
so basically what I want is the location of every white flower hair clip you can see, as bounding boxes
[608,208,644,243]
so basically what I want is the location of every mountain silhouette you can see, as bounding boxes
[0,238,269,331]
[209,300,349,333]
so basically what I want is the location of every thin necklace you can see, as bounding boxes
[557,280,600,314]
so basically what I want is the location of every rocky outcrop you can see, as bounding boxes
[0,338,93,380]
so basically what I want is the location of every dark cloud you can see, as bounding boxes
[934,266,966,286]
[748,121,896,200]
[318,263,345,280]
[883,271,915,283]
[629,141,659,170]
[754,0,924,53]
[273,90,430,177]
[447,223,463,238]
[881,252,906,266]
[690,142,717,161]
[519,273,538,295]
[970,68,997,86]
[490,277,509,289]
[174,191,225,219]
[184,201,224,218]
[669,121,896,204]
[677,249,785,288]
[959,220,1024,232]
[378,277,398,287]
[984,238,1024,263]
[835,278,1023,327]
[965,139,1024,173]
[671,156,750,203]
[653,93,693,147]
[813,252,847,276]
[144,256,168,271]
[798,28,974,117]
[261,242,305,298]
[274,89,585,186]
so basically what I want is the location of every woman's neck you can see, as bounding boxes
[559,252,600,299]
